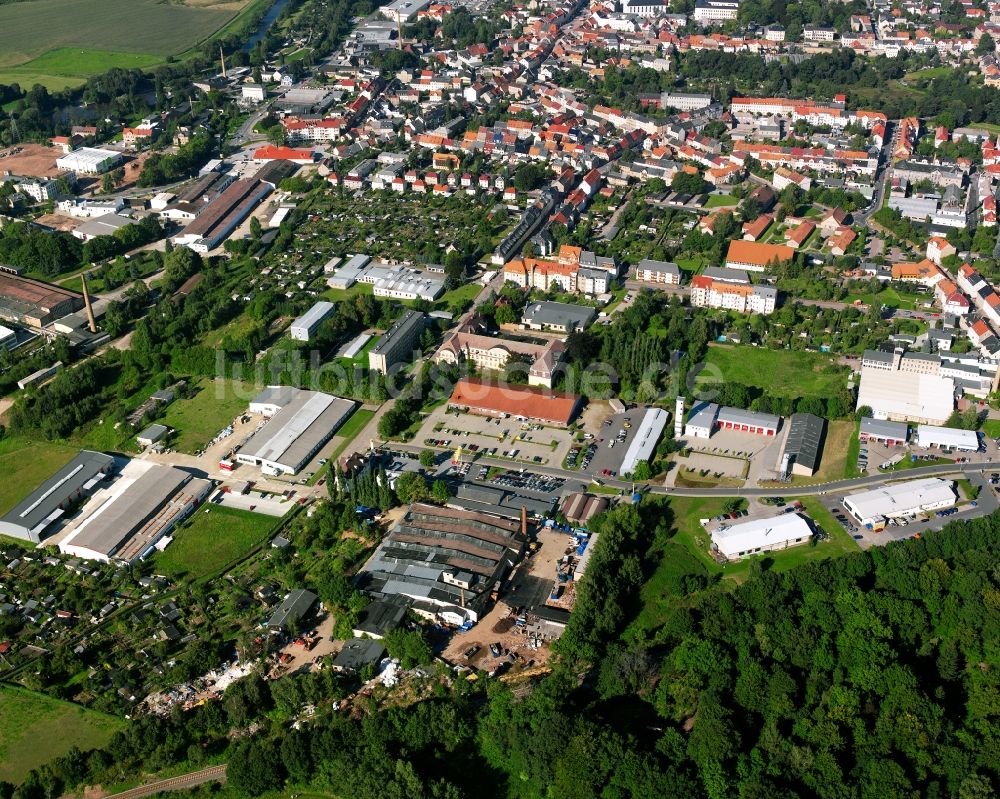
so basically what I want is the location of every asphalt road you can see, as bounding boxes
[103,765,227,799]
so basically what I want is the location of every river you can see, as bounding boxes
[242,0,293,52]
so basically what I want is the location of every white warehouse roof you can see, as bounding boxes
[855,368,954,425]
[712,513,812,559]
[619,407,669,476]
[844,477,955,523]
[914,425,979,451]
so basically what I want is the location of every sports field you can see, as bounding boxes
[0,685,123,783]
[0,437,78,517]
[0,0,252,90]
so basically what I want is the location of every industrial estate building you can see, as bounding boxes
[855,367,955,426]
[237,387,356,475]
[173,178,273,253]
[914,425,980,451]
[0,273,83,327]
[55,147,123,175]
[357,503,526,624]
[780,413,826,477]
[712,513,813,560]
[368,310,425,374]
[843,478,956,527]
[0,450,115,542]
[619,407,669,476]
[859,417,909,446]
[58,461,212,564]
[684,402,780,438]
[0,323,15,350]
[448,379,581,426]
[289,301,334,342]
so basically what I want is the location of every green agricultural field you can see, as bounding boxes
[153,505,277,579]
[0,0,250,90]
[700,345,850,401]
[0,685,123,784]
[159,378,257,454]
[0,437,78,517]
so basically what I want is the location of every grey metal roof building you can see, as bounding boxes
[57,461,212,564]
[333,638,386,671]
[702,266,750,284]
[237,388,356,475]
[266,589,318,630]
[716,406,781,434]
[357,504,526,625]
[522,301,597,334]
[289,301,334,342]
[0,450,114,543]
[859,417,909,444]
[352,600,406,639]
[782,413,826,476]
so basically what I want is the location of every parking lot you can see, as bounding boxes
[414,406,577,468]
[573,409,657,478]
[819,473,997,549]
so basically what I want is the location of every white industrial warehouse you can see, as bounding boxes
[711,513,813,560]
[842,478,956,527]
[237,386,356,475]
[914,425,980,452]
[619,407,669,476]
[855,368,955,426]
[58,461,212,564]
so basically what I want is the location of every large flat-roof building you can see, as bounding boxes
[0,450,114,543]
[619,407,669,476]
[448,379,581,426]
[266,589,318,630]
[856,366,955,426]
[0,273,83,328]
[55,147,123,175]
[712,513,812,560]
[237,387,356,475]
[58,461,212,564]
[781,413,826,476]
[914,424,979,451]
[0,324,15,350]
[289,301,334,342]
[357,503,526,624]
[368,310,425,374]
[843,478,956,526]
[173,178,273,253]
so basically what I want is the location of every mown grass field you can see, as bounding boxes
[153,505,276,579]
[159,378,256,454]
[0,685,123,784]
[0,436,78,517]
[0,0,249,89]
[700,345,849,401]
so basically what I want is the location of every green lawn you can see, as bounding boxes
[844,286,928,311]
[704,194,738,208]
[436,282,481,312]
[327,408,376,462]
[0,437,78,517]
[844,421,862,478]
[660,495,860,587]
[676,257,705,274]
[982,419,1000,438]
[0,685,123,784]
[159,378,256,454]
[699,345,849,401]
[152,505,277,580]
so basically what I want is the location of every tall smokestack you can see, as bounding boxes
[521,505,528,539]
[220,45,227,80]
[80,272,97,334]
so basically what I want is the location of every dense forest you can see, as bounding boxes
[9,504,1000,798]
